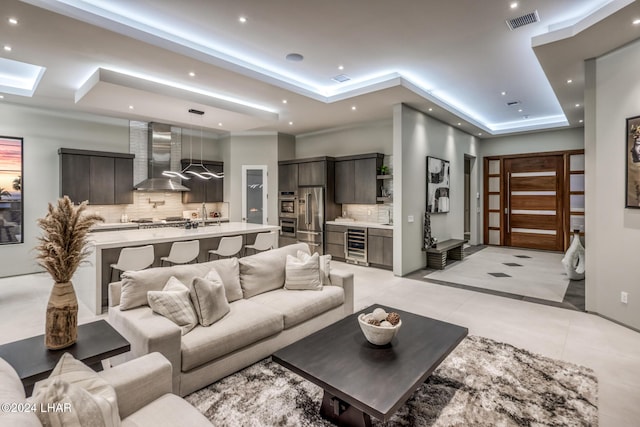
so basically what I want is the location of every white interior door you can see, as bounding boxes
[242,165,268,224]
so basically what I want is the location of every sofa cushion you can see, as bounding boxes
[120,263,212,310]
[190,274,230,327]
[207,258,243,303]
[148,277,198,335]
[121,393,211,427]
[180,299,283,371]
[239,243,310,298]
[0,358,40,427]
[249,286,344,329]
[30,352,120,427]
[284,252,322,291]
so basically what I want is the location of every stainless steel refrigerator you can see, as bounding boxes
[297,186,324,255]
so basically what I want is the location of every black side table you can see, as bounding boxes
[0,320,130,395]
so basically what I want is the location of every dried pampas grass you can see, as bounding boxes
[36,196,104,283]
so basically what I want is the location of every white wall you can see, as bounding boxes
[0,103,129,277]
[228,133,279,225]
[585,37,640,330]
[480,127,584,157]
[295,119,393,158]
[393,104,480,275]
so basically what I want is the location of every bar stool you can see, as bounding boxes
[208,236,243,261]
[110,245,155,282]
[160,240,200,266]
[244,231,276,255]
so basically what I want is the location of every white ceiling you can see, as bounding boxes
[1,0,638,138]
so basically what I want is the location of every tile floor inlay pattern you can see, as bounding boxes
[489,272,511,277]
[503,262,523,267]
[425,246,569,302]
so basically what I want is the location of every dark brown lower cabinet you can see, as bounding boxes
[325,224,347,261]
[367,228,393,269]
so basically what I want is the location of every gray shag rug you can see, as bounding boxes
[186,336,598,426]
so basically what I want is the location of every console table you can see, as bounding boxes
[426,239,466,269]
[0,320,130,395]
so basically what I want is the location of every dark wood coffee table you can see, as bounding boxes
[0,320,130,395]
[273,305,468,427]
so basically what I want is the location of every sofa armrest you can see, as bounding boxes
[329,268,354,315]
[108,306,182,393]
[108,281,123,307]
[99,352,172,419]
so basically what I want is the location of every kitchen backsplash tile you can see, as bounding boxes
[341,203,393,224]
[86,192,228,223]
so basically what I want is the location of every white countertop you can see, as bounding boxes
[88,222,279,249]
[326,220,394,230]
[91,222,140,230]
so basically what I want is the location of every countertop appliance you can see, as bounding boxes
[297,187,324,255]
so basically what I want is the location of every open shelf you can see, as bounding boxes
[377,175,393,180]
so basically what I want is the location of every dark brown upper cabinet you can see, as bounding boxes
[278,163,298,193]
[59,148,134,205]
[335,153,383,204]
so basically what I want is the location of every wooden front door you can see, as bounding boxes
[504,155,564,251]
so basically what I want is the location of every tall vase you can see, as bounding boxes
[45,281,78,350]
[561,230,585,280]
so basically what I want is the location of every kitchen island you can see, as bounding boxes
[76,222,280,314]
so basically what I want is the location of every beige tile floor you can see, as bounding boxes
[1,263,638,426]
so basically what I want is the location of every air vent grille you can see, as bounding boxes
[331,74,351,83]
[506,101,521,107]
[506,10,539,30]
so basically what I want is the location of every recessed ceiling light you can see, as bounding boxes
[289,121,293,125]
[501,91,507,96]
[428,108,433,111]
[457,122,461,126]
[128,105,134,109]
[633,18,640,25]
[3,45,12,52]
[510,2,518,9]
[478,132,482,136]
[239,16,247,23]
[338,65,344,70]
[351,106,357,111]
[575,103,580,107]
[282,99,287,104]
[286,53,304,62]
[567,79,573,84]
[579,119,584,123]
[188,71,195,77]
[218,122,223,126]
[8,17,18,25]
[0,95,4,99]
[518,108,523,112]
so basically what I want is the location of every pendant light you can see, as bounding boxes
[162,108,224,180]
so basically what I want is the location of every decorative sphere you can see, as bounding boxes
[372,308,388,321]
[380,321,392,327]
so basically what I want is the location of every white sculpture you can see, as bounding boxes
[562,231,585,280]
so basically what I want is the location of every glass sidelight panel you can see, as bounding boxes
[242,165,268,224]
[0,136,23,244]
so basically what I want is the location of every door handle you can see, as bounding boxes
[297,230,321,236]
[306,193,311,225]
[343,231,348,257]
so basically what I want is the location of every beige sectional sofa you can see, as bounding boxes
[108,243,354,396]
[0,353,211,427]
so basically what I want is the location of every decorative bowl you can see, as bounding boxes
[357,313,402,346]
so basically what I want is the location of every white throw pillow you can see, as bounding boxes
[298,250,331,285]
[30,353,120,427]
[147,276,198,335]
[285,252,322,291]
[207,258,243,302]
[190,271,231,327]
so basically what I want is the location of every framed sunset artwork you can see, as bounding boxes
[0,136,23,244]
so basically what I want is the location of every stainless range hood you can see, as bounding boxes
[134,122,190,192]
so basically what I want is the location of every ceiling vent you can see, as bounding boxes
[331,74,351,83]
[506,100,521,107]
[506,10,540,30]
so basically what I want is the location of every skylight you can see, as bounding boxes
[0,58,46,97]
